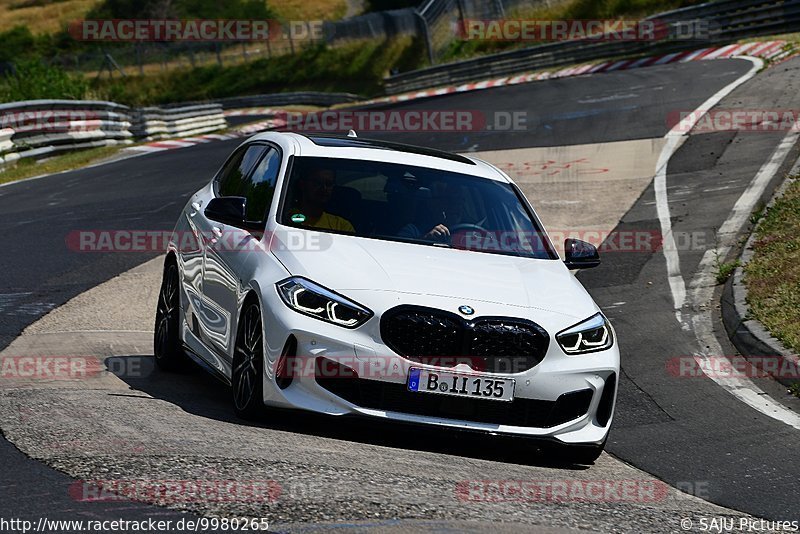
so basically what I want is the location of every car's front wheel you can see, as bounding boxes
[154,261,186,371]
[232,300,265,420]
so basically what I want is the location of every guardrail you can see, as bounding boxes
[0,99,231,170]
[131,103,226,141]
[0,128,16,169]
[324,8,421,43]
[0,99,134,163]
[417,0,520,63]
[213,92,361,109]
[388,0,800,94]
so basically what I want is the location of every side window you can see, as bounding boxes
[217,144,267,198]
[244,148,281,222]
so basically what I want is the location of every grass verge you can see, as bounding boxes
[271,0,347,21]
[0,0,95,35]
[0,0,348,34]
[716,260,740,285]
[0,146,124,186]
[96,37,425,105]
[743,175,800,354]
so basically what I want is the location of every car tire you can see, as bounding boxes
[232,300,265,420]
[154,261,186,371]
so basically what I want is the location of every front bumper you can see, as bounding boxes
[260,290,619,445]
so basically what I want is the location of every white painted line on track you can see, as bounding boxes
[654,57,763,325]
[654,133,688,325]
[690,129,800,430]
[653,55,800,429]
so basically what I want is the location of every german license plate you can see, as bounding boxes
[407,368,514,402]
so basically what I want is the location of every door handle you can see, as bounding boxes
[189,201,202,217]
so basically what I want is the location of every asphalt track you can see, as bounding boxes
[1,57,798,526]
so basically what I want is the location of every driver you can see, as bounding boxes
[398,184,466,240]
[291,167,355,233]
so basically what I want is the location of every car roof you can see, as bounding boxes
[247,131,511,182]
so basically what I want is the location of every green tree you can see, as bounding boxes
[0,60,88,101]
[0,26,37,63]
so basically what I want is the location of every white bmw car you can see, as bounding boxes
[155,132,619,463]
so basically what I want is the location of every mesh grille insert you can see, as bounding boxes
[381,306,550,372]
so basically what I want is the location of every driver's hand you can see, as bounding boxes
[423,224,450,240]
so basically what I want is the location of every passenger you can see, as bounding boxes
[291,167,355,233]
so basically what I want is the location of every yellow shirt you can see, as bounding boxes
[300,211,355,233]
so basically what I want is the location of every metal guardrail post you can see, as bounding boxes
[415,9,436,65]
[495,0,505,18]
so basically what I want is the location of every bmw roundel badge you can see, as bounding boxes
[458,305,475,316]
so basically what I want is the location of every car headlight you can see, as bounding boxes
[276,277,372,328]
[556,313,614,354]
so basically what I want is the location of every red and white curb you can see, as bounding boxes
[124,119,279,153]
[125,40,796,154]
[224,108,281,117]
[363,40,793,106]
[125,133,240,153]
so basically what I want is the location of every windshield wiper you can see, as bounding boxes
[370,234,451,248]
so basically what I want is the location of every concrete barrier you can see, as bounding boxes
[131,103,227,141]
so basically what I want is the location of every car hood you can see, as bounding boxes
[270,232,599,320]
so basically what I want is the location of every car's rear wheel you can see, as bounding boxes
[154,261,186,371]
[232,301,265,420]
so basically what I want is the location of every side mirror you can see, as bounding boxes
[564,238,600,269]
[204,196,262,232]
[205,196,247,226]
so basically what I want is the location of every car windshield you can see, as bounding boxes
[279,156,557,260]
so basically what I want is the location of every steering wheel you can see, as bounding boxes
[447,223,493,248]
